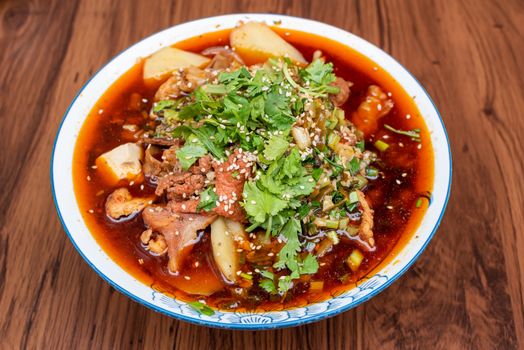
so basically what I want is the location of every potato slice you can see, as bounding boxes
[96,143,143,184]
[143,47,210,81]
[211,217,244,283]
[230,22,307,65]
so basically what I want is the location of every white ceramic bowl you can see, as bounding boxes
[51,14,451,329]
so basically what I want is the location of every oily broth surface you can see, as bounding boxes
[72,28,434,311]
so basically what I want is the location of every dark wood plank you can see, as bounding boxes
[0,0,523,349]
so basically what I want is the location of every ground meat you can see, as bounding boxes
[155,173,205,200]
[105,188,151,220]
[356,190,375,247]
[142,205,216,273]
[330,77,352,106]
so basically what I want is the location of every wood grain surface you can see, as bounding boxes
[1,0,523,349]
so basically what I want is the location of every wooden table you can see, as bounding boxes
[1,0,523,348]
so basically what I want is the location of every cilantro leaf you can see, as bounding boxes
[176,142,207,170]
[300,254,319,274]
[264,91,294,130]
[277,275,294,294]
[302,59,337,86]
[197,187,218,212]
[274,218,301,270]
[243,182,288,223]
[260,279,277,294]
[263,136,289,161]
[152,100,177,113]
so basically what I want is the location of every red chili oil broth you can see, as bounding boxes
[72,28,434,311]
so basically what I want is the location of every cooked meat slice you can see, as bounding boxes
[330,77,352,106]
[351,85,394,137]
[142,205,216,273]
[141,135,179,146]
[190,155,212,175]
[168,199,199,213]
[154,66,210,101]
[105,188,152,220]
[201,46,244,70]
[356,190,375,247]
[143,145,163,178]
[212,150,253,222]
[155,173,205,200]
[143,144,185,180]
[164,151,252,221]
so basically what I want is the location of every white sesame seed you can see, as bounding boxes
[88,209,94,214]
[184,276,191,280]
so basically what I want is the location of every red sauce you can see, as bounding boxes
[73,28,434,311]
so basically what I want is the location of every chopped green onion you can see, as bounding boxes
[311,200,322,208]
[326,219,339,229]
[346,201,358,212]
[338,217,349,229]
[298,204,311,219]
[355,175,368,189]
[347,249,364,272]
[313,218,339,229]
[347,157,360,175]
[311,168,323,181]
[332,191,345,204]
[356,140,365,152]
[415,198,423,208]
[333,107,345,125]
[374,140,389,152]
[327,230,340,244]
[348,191,359,204]
[327,133,341,149]
[188,301,215,316]
[365,166,379,179]
[384,124,421,141]
[240,273,253,280]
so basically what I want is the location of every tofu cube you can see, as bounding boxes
[96,143,143,183]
